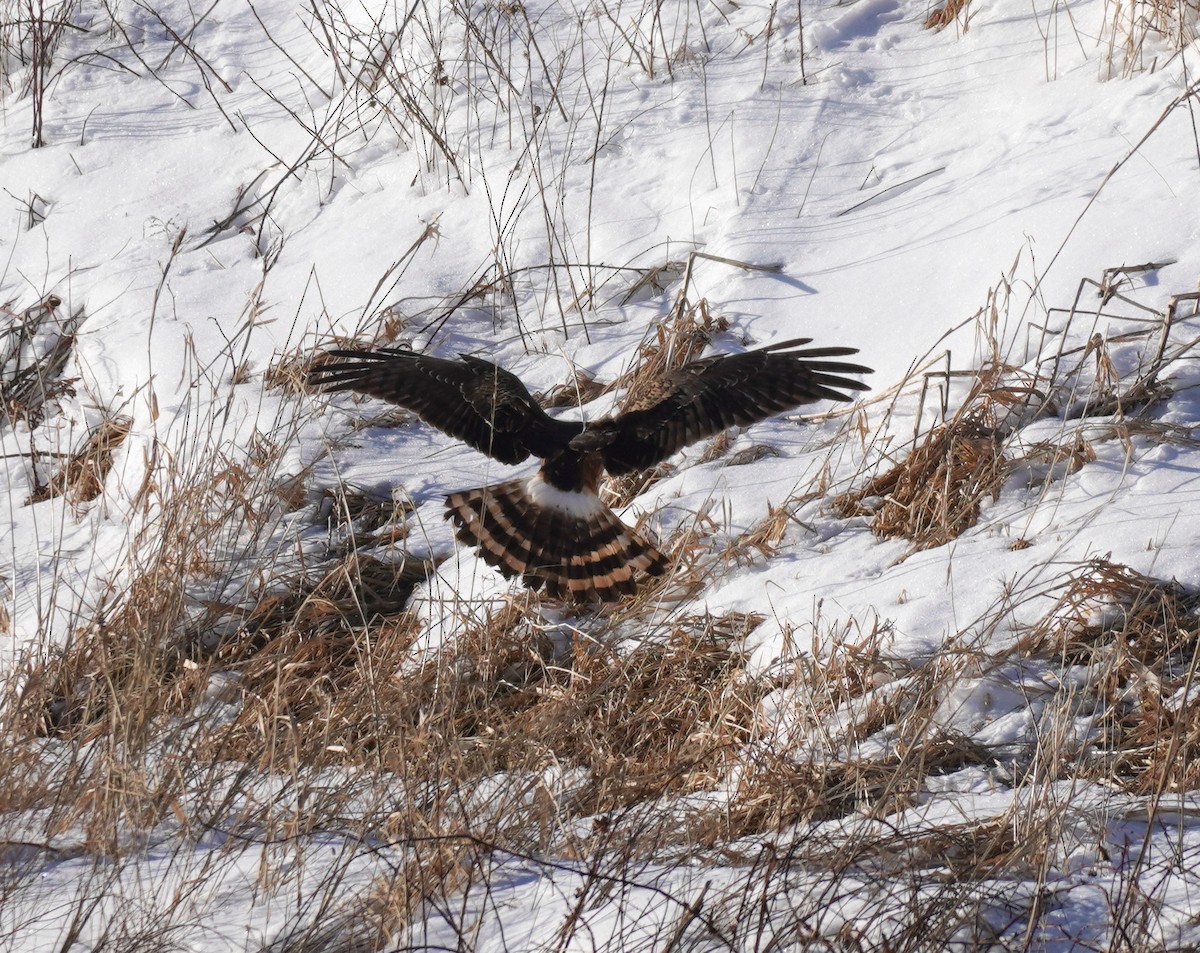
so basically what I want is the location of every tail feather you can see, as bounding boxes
[444,479,667,602]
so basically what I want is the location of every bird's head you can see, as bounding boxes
[567,424,618,453]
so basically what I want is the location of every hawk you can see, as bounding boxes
[309,338,871,601]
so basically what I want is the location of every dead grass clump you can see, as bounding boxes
[699,430,780,468]
[367,836,479,941]
[835,408,1006,550]
[1021,558,1196,670]
[1020,559,1200,793]
[186,591,557,790]
[611,505,725,607]
[212,555,432,765]
[297,606,769,834]
[0,675,56,814]
[727,443,781,467]
[698,428,734,463]
[924,0,972,30]
[727,491,823,563]
[874,816,1021,879]
[23,547,431,738]
[835,272,1200,552]
[524,613,765,813]
[1012,432,1097,488]
[711,618,1009,844]
[26,415,131,505]
[730,502,793,562]
[720,730,994,843]
[0,295,81,429]
[378,594,561,755]
[537,368,606,409]
[714,634,898,837]
[17,565,201,738]
[317,484,414,550]
[230,554,429,654]
[4,563,225,848]
[265,350,320,394]
[834,356,1068,550]
[8,550,432,846]
[601,460,675,511]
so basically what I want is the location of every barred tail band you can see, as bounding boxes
[444,479,667,602]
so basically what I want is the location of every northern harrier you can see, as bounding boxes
[310,339,871,601]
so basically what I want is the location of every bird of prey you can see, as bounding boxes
[309,338,871,602]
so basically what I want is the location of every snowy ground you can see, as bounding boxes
[3,0,1200,947]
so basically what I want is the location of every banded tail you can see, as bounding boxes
[444,478,668,602]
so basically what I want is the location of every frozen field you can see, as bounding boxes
[2,0,1200,947]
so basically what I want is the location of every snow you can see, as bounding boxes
[3,0,1200,946]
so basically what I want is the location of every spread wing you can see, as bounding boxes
[601,338,872,475]
[308,348,579,464]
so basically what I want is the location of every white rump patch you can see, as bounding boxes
[526,475,606,518]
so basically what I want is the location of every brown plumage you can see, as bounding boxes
[444,480,666,601]
[309,338,871,602]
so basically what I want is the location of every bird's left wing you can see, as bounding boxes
[601,338,872,475]
[308,348,575,465]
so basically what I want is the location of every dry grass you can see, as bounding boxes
[6,358,1198,949]
[9,2,1200,945]
[267,336,381,394]
[317,484,415,550]
[17,569,200,739]
[537,367,607,410]
[1,295,82,429]
[850,413,1005,547]
[925,0,972,30]
[1,253,860,886]
[0,9,1196,918]
[728,493,820,562]
[307,602,769,825]
[834,287,1179,552]
[11,523,768,838]
[367,836,479,941]
[1018,559,1200,794]
[26,415,131,506]
[607,299,729,414]
[1101,0,1200,76]
[834,385,1012,551]
[518,613,765,812]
